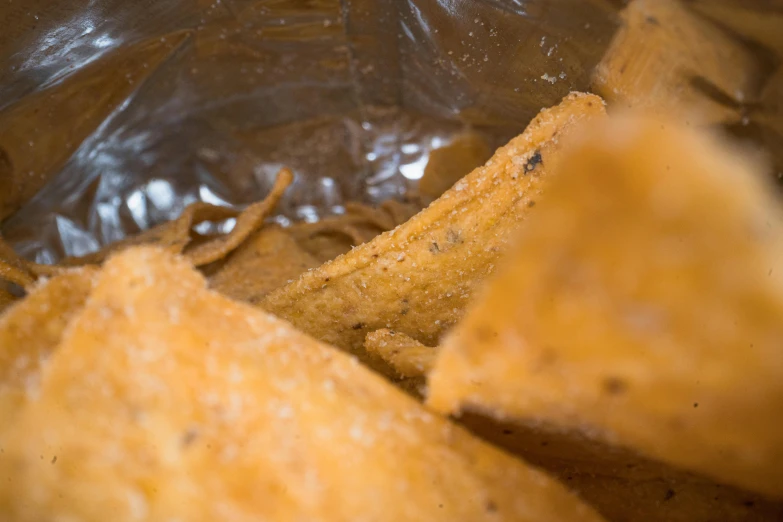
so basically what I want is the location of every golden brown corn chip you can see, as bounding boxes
[0,247,604,522]
[59,167,293,268]
[592,0,763,124]
[207,201,419,304]
[0,236,36,288]
[185,168,293,266]
[427,116,783,498]
[691,2,783,54]
[261,93,606,377]
[0,268,97,425]
[290,201,420,264]
[365,329,436,379]
[0,169,293,288]
[208,225,320,303]
[419,131,492,201]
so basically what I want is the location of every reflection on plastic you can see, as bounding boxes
[0,0,780,263]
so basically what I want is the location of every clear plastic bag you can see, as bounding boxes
[0,0,779,263]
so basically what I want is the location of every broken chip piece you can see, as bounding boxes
[427,115,783,499]
[260,93,606,378]
[63,167,293,268]
[0,168,293,285]
[0,247,605,522]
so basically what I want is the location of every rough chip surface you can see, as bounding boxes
[0,247,605,522]
[261,93,606,377]
[427,115,783,499]
[207,225,321,304]
[365,329,437,379]
[0,268,97,424]
[206,202,420,304]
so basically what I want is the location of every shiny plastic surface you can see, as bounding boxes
[0,0,780,262]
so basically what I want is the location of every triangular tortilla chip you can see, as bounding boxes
[0,248,603,522]
[0,268,97,425]
[427,116,783,499]
[261,93,606,378]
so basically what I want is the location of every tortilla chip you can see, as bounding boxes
[0,167,293,285]
[365,329,437,379]
[207,201,420,304]
[208,225,320,304]
[691,2,783,54]
[290,201,420,264]
[54,168,294,269]
[184,168,294,266]
[260,93,606,378]
[419,131,493,201]
[592,0,763,124]
[427,116,783,498]
[0,247,604,522]
[0,236,36,288]
[0,268,97,425]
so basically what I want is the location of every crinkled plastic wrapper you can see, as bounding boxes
[0,0,780,263]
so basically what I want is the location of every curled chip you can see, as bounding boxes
[207,201,420,304]
[0,268,97,425]
[592,0,764,124]
[0,248,604,522]
[427,116,783,499]
[261,93,606,378]
[0,168,293,283]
